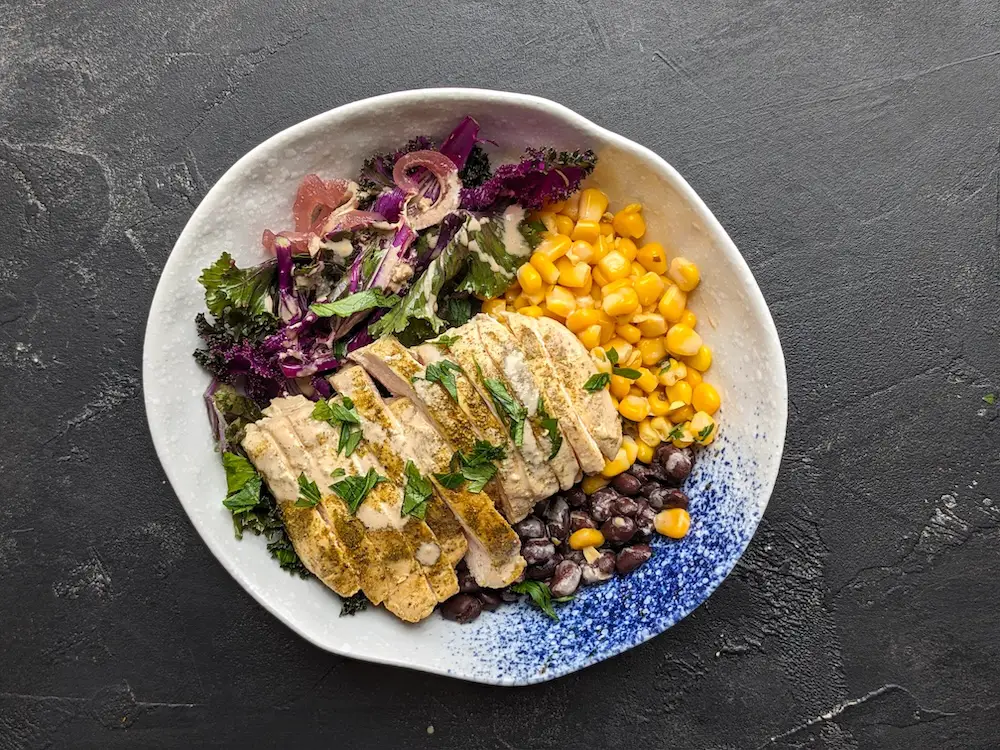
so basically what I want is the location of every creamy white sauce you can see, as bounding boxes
[415,542,441,566]
[502,205,530,258]
[389,262,414,289]
[467,216,482,232]
[357,498,407,531]
[323,238,354,258]
[501,350,540,416]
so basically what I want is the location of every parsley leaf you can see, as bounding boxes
[312,397,364,456]
[339,591,369,617]
[509,580,566,620]
[612,367,642,380]
[294,473,322,508]
[536,397,562,460]
[668,423,687,441]
[984,393,997,405]
[310,289,399,318]
[606,347,620,366]
[431,334,461,349]
[583,373,610,392]
[331,468,388,514]
[418,360,463,402]
[696,423,714,441]
[402,460,433,519]
[482,377,527,446]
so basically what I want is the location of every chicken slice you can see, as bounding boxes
[477,313,606,474]
[329,366,467,567]
[388,397,526,588]
[530,316,623,460]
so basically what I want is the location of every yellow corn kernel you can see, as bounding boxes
[650,416,673,441]
[670,404,695,423]
[657,358,688,386]
[569,527,606,550]
[636,336,667,367]
[668,257,700,292]
[553,214,575,237]
[568,240,595,264]
[581,474,609,494]
[601,278,633,296]
[633,272,665,307]
[684,368,703,387]
[636,242,668,274]
[610,395,619,410]
[678,309,697,329]
[504,283,521,301]
[610,373,632,400]
[658,285,687,322]
[601,446,631,477]
[512,294,532,310]
[544,199,567,214]
[615,237,638,262]
[634,312,667,338]
[593,234,614,263]
[690,411,718,445]
[516,263,542,295]
[692,382,721,415]
[560,259,591,289]
[596,310,615,338]
[561,192,580,221]
[536,234,571,262]
[578,188,610,223]
[566,307,600,333]
[612,204,646,239]
[635,439,655,464]
[578,324,603,350]
[666,380,693,406]
[590,346,611,369]
[670,421,695,448]
[545,285,577,318]
[618,394,650,422]
[572,219,601,244]
[534,210,558,234]
[648,390,673,416]
[604,338,633,362]
[634,367,659,394]
[637,417,662,447]
[685,345,712,372]
[602,288,640,317]
[628,386,645,400]
[519,305,545,318]
[666,324,703,357]
[482,298,506,316]
[655,508,691,539]
[524,282,548,304]
[596,250,631,282]
[530,252,561,285]
[622,435,639,464]
[615,323,642,344]
[600,222,615,237]
[591,266,609,289]
[625,350,643,369]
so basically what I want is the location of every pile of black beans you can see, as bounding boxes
[440,444,695,624]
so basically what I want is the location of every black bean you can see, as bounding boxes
[440,594,482,623]
[663,488,690,510]
[589,488,619,523]
[581,550,616,585]
[613,496,640,518]
[533,499,549,517]
[563,549,586,565]
[601,515,637,545]
[550,560,582,598]
[513,516,546,539]
[628,462,658,482]
[564,486,587,508]
[478,590,503,611]
[569,509,598,532]
[635,503,656,540]
[457,567,481,594]
[522,538,556,565]
[644,485,669,510]
[616,544,653,574]
[545,498,570,540]
[527,556,559,580]
[500,587,519,602]
[655,444,694,483]
[612,472,642,496]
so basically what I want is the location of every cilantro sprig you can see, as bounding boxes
[509,580,574,620]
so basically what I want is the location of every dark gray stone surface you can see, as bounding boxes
[2,1,998,747]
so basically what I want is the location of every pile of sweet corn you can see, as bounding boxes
[483,188,722,478]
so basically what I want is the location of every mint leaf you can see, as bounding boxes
[536,398,562,460]
[331,468,388,514]
[312,397,363,457]
[482,377,527,447]
[510,580,559,620]
[222,475,263,512]
[294,473,322,508]
[583,373,610,392]
[222,451,257,494]
[606,347,620,366]
[419,360,463,402]
[432,334,461,349]
[310,289,399,318]
[433,440,506,494]
[433,472,466,490]
[401,460,433,519]
[613,367,642,380]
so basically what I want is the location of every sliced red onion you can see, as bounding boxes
[292,175,353,233]
[392,150,462,230]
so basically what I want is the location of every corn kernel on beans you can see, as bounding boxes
[484,188,724,479]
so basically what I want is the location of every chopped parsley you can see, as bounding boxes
[696,423,714,441]
[509,580,573,621]
[312,397,363,457]
[668,423,687,441]
[583,373,611,392]
[434,440,507,493]
[294,473,322,508]
[536,397,562,459]
[482,376,527,447]
[330,468,388,514]
[401,460,433,519]
[309,289,399,318]
[416,360,464,402]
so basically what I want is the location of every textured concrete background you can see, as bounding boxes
[2,0,999,747]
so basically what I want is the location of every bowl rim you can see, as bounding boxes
[143,86,788,685]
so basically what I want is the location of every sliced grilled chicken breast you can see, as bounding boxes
[531,316,623,460]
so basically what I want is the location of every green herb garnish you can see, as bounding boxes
[417,360,464,402]
[606,348,620,366]
[434,440,507,493]
[432,334,461,349]
[339,592,369,617]
[984,393,998,405]
[696,423,714,441]
[612,367,642,380]
[510,580,572,621]
[310,289,399,318]
[583,373,611,392]
[668,423,687,441]
[482,377,527,447]
[330,468,388,514]
[401,460,433,520]
[294,473,322,508]
[536,398,562,459]
[312,397,364,457]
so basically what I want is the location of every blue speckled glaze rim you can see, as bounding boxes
[144,87,787,687]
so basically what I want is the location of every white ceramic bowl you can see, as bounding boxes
[143,88,787,685]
